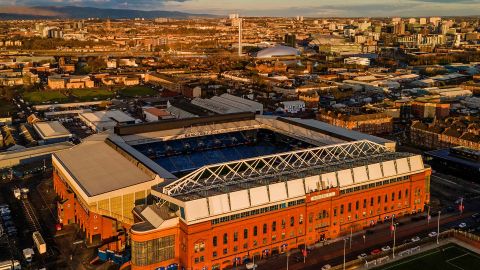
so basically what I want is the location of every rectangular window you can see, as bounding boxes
[384,195,388,203]
[334,208,337,217]
[348,203,352,212]
[234,232,238,242]
[398,191,402,199]
[378,196,381,204]
[355,201,359,210]
[392,192,395,201]
[243,229,248,239]
[272,221,277,232]
[363,199,367,208]
[340,205,344,214]
[253,226,258,236]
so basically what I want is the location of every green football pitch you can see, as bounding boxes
[376,244,480,270]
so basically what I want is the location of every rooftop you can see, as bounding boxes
[53,134,156,197]
[33,121,72,140]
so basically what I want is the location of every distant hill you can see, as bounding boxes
[0,6,216,19]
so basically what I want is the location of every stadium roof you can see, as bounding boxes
[53,114,395,203]
[53,134,161,197]
[256,45,300,58]
[161,140,392,197]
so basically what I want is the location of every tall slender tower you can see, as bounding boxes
[238,18,242,56]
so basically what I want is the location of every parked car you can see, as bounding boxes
[428,231,438,237]
[411,236,421,242]
[381,246,391,252]
[357,253,368,260]
[459,223,467,229]
[371,249,381,255]
[321,264,332,270]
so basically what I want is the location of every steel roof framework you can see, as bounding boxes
[163,140,388,196]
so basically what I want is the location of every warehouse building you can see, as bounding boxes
[33,121,72,145]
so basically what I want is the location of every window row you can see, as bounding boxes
[211,199,305,225]
[212,216,304,247]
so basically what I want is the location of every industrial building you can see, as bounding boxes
[79,110,136,132]
[33,121,72,145]
[425,146,480,179]
[51,113,430,270]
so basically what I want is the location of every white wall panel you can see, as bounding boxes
[382,160,397,177]
[368,163,383,180]
[409,155,424,171]
[287,179,305,198]
[185,198,209,222]
[337,169,354,187]
[229,190,250,211]
[249,186,269,206]
[208,194,230,215]
[353,166,369,183]
[396,158,410,174]
[321,172,338,188]
[305,175,321,193]
[269,182,288,202]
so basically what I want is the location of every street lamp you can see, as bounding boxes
[350,227,353,249]
[426,204,431,225]
[392,223,398,258]
[286,251,290,270]
[343,238,348,270]
[437,211,441,244]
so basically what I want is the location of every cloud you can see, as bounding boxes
[0,0,190,9]
[1,0,480,16]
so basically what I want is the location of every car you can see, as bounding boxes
[357,253,368,260]
[371,249,381,255]
[411,236,421,242]
[428,231,438,237]
[321,264,332,270]
[459,223,467,229]
[245,262,257,270]
[381,246,391,252]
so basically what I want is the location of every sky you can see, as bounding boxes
[1,0,480,17]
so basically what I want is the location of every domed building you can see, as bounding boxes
[255,45,300,58]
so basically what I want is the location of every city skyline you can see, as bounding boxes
[1,0,480,17]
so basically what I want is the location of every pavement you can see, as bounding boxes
[249,207,479,270]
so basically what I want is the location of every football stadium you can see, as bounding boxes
[51,113,431,270]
